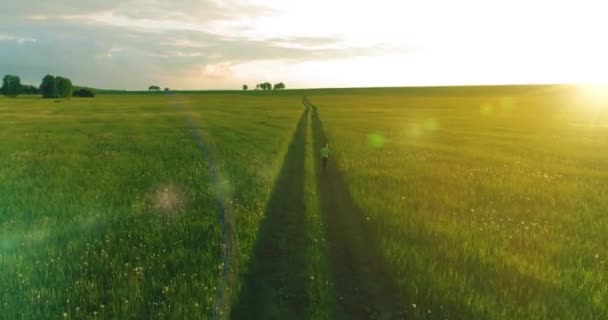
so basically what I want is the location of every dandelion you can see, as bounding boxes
[595,254,600,259]
[310,275,315,280]
[412,304,416,308]
[63,313,68,318]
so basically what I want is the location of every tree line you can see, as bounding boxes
[242,82,286,91]
[148,85,170,92]
[1,74,94,98]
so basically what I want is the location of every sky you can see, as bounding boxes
[1,0,607,90]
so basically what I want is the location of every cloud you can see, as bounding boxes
[0,34,37,44]
[0,0,396,89]
[10,0,603,88]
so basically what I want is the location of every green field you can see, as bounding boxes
[1,87,607,319]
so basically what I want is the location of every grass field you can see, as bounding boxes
[1,86,607,319]
[306,87,608,319]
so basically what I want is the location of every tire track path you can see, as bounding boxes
[231,106,311,319]
[304,97,404,320]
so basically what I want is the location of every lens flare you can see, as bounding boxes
[480,103,494,116]
[368,132,385,148]
[423,118,439,131]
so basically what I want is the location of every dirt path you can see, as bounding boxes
[305,97,404,320]
[231,107,311,319]
[232,99,403,319]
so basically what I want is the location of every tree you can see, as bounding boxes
[148,85,160,91]
[73,88,95,97]
[164,87,170,92]
[257,82,272,91]
[40,75,58,98]
[243,84,248,91]
[56,76,73,98]
[20,84,40,95]
[273,82,286,90]
[1,74,22,97]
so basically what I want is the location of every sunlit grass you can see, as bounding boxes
[0,94,304,319]
[308,87,608,319]
[2,86,607,319]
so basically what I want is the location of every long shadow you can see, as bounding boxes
[305,97,404,319]
[231,106,310,319]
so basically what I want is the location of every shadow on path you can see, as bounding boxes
[231,106,310,319]
[305,97,404,320]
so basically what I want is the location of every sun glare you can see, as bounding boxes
[578,83,608,107]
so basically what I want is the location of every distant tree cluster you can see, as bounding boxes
[1,75,23,97]
[147,86,171,92]
[56,76,73,98]
[243,84,248,91]
[21,85,40,95]
[0,73,94,99]
[73,88,95,97]
[252,82,286,91]
[256,82,271,91]
[40,75,73,98]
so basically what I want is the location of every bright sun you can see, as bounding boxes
[577,83,608,108]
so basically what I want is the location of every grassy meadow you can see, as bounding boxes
[1,86,607,319]
[0,94,318,319]
[307,87,608,319]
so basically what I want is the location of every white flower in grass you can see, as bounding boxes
[412,304,416,308]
